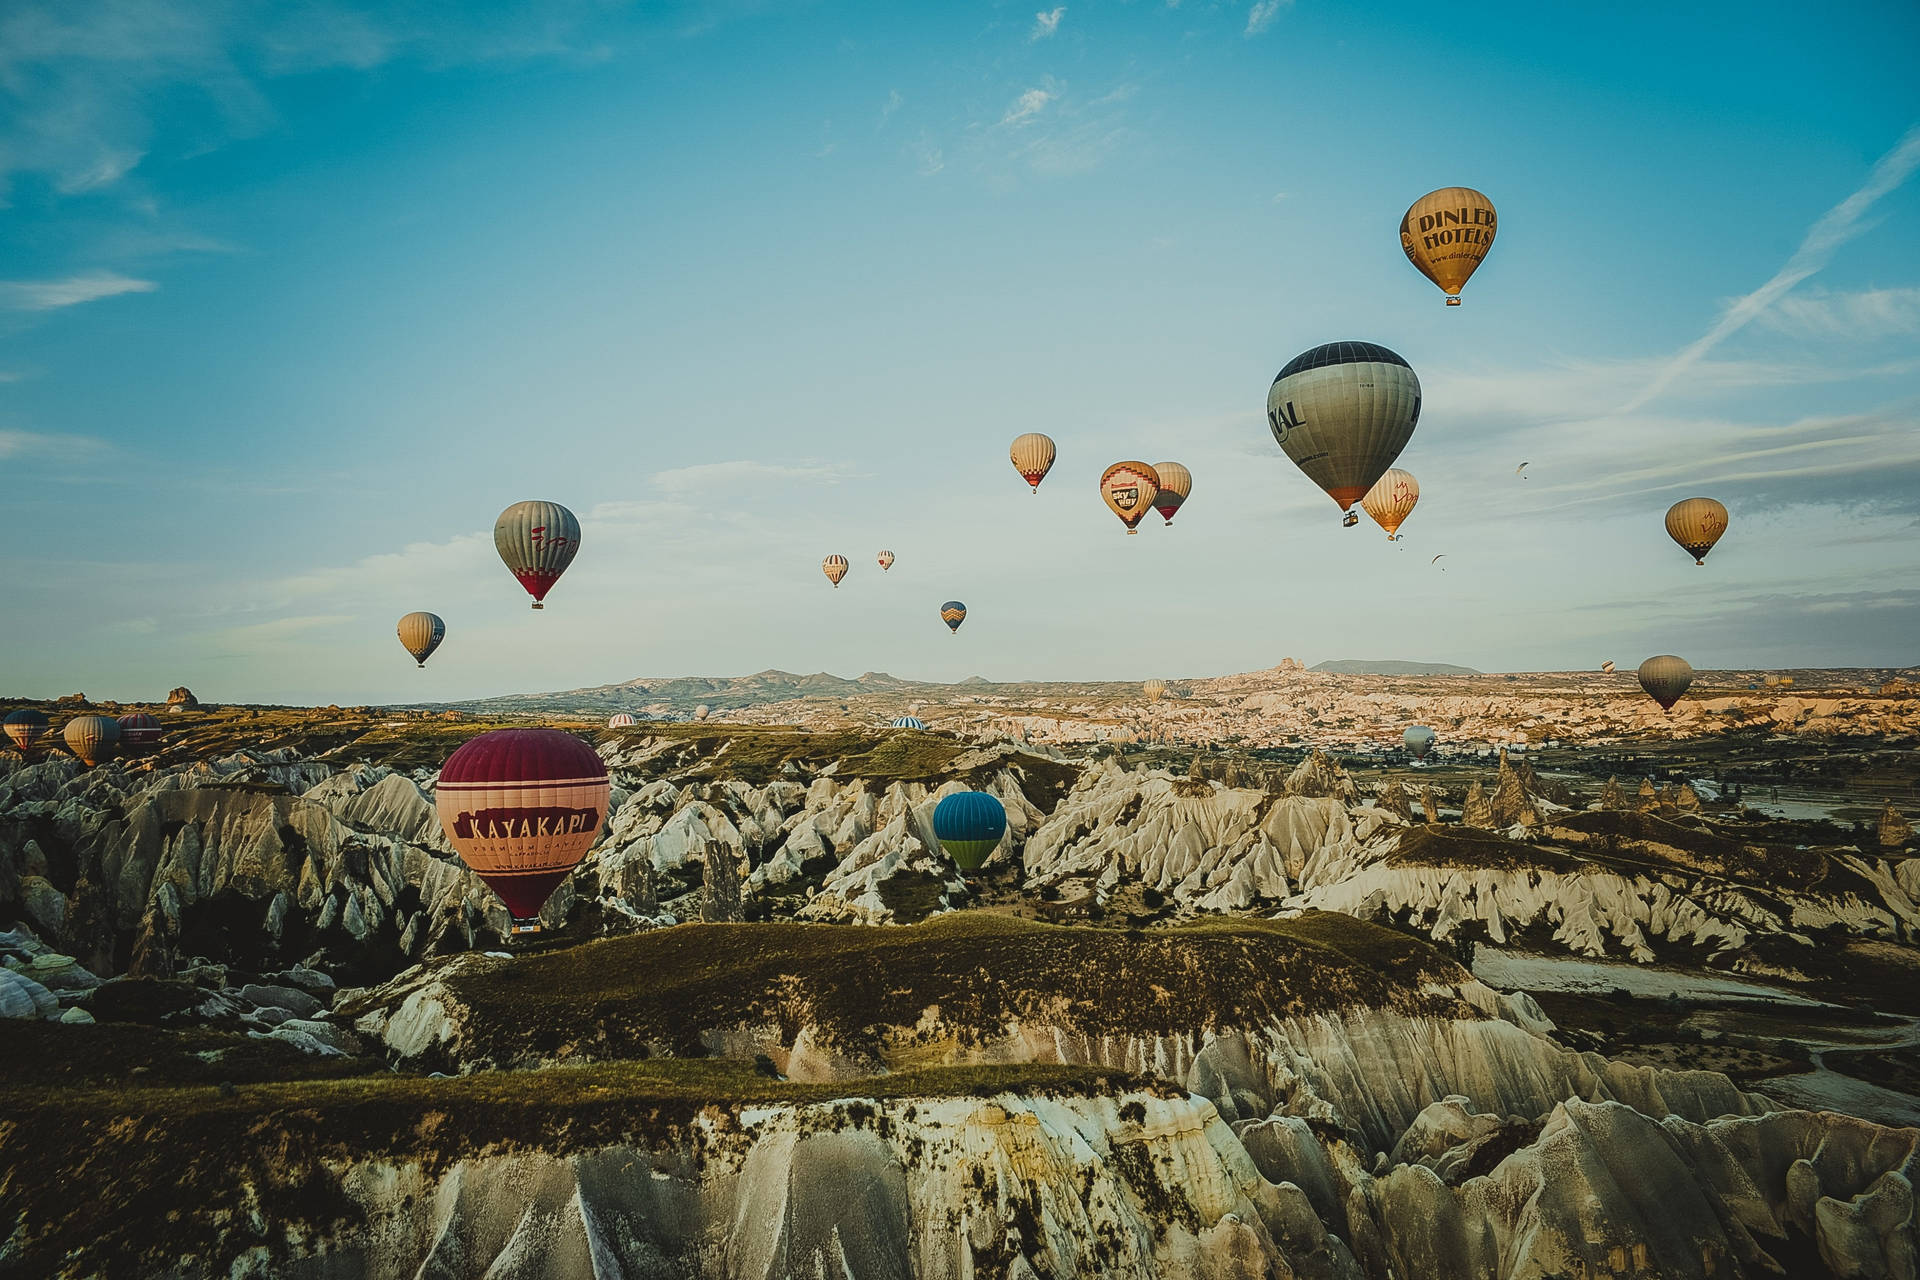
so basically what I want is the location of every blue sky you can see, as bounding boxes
[3,0,1918,704]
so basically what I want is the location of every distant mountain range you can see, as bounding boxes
[1309,659,1482,676]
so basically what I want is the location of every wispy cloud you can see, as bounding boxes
[1001,87,1054,127]
[1624,123,1920,412]
[913,133,945,175]
[879,88,902,126]
[1245,0,1288,35]
[211,613,355,653]
[1031,7,1065,40]
[650,460,852,494]
[0,271,156,311]
[0,429,104,459]
[1758,286,1920,339]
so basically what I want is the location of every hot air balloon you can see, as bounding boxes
[822,555,849,587]
[1404,725,1437,759]
[1267,342,1421,521]
[1600,660,1617,674]
[116,713,162,755]
[397,612,446,668]
[1638,656,1695,712]
[891,716,927,730]
[1780,676,1795,688]
[435,728,610,931]
[1665,498,1729,566]
[1763,673,1780,688]
[1151,462,1192,526]
[63,715,119,768]
[1400,187,1497,306]
[1099,461,1160,534]
[877,550,895,571]
[1362,468,1419,541]
[1010,433,1056,493]
[495,501,580,610]
[1143,679,1167,703]
[4,709,50,754]
[933,790,1007,872]
[607,713,636,729]
[941,601,967,634]
[694,704,712,721]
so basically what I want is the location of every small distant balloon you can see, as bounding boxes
[1400,187,1497,306]
[608,713,636,729]
[1010,433,1057,493]
[1404,725,1437,759]
[941,601,967,634]
[1150,462,1192,526]
[116,713,163,755]
[63,715,120,768]
[1664,498,1729,566]
[1143,679,1167,703]
[822,555,849,588]
[1638,655,1695,712]
[1362,468,1419,541]
[877,550,895,571]
[1099,461,1160,534]
[4,709,50,753]
[495,501,580,610]
[398,612,446,668]
[694,704,712,721]
[933,790,1007,872]
[891,716,927,730]
[1600,660,1616,674]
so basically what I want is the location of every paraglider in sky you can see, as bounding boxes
[891,716,927,730]
[116,713,162,755]
[1151,462,1192,526]
[1010,433,1056,493]
[822,555,849,588]
[1362,468,1419,541]
[933,790,1007,872]
[1431,555,1447,570]
[1515,462,1530,479]
[694,705,712,721]
[941,601,967,634]
[1600,660,1617,674]
[1400,187,1497,306]
[1143,679,1167,703]
[607,713,636,729]
[877,550,895,571]
[1267,342,1421,522]
[1665,498,1729,566]
[1404,725,1437,759]
[4,709,50,754]
[495,501,580,610]
[1099,461,1160,534]
[397,612,446,668]
[1638,656,1695,712]
[63,715,119,768]
[435,728,610,931]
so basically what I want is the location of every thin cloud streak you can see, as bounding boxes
[0,271,156,310]
[1624,123,1920,412]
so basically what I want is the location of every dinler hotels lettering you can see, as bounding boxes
[1414,205,1496,250]
[452,806,602,841]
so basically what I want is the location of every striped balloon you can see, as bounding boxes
[933,790,1007,872]
[1099,462,1160,534]
[63,715,120,768]
[1361,468,1420,540]
[1150,462,1192,525]
[1010,433,1057,493]
[4,709,50,753]
[116,713,163,754]
[940,601,967,634]
[891,716,927,730]
[494,501,581,610]
[822,555,849,587]
[1143,679,1166,702]
[877,550,895,570]
[607,713,636,728]
[397,611,446,667]
[1600,660,1616,674]
[435,729,610,926]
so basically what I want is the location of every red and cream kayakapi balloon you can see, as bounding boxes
[607,713,636,729]
[877,550,895,571]
[116,713,163,755]
[1665,498,1729,566]
[1099,461,1160,534]
[435,729,610,931]
[822,555,849,587]
[1267,342,1421,524]
[1362,468,1420,541]
[1151,462,1192,526]
[494,501,580,610]
[397,611,446,668]
[1400,187,1497,306]
[1010,433,1057,493]
[63,715,120,768]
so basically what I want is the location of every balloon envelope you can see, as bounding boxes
[495,501,580,610]
[1267,342,1421,513]
[1099,461,1160,533]
[1150,462,1192,525]
[891,716,927,730]
[1600,660,1616,674]
[398,612,446,667]
[1638,656,1695,711]
[436,729,610,923]
[877,550,895,570]
[63,715,120,767]
[694,705,712,721]
[1143,679,1167,702]
[1404,725,1437,758]
[1665,498,1729,565]
[4,709,50,753]
[822,555,849,587]
[1362,468,1420,540]
[933,790,1007,871]
[940,601,967,633]
[1010,433,1057,492]
[1401,187,1497,305]
[116,713,163,754]
[607,713,636,728]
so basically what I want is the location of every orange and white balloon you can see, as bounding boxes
[1361,468,1419,540]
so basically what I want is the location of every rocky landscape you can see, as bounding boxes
[5,684,1920,1278]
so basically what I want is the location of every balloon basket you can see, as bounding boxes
[531,602,543,610]
[509,918,544,936]
[1445,296,1462,306]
